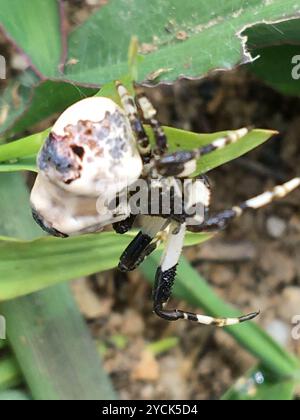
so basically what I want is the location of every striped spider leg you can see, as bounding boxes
[115,96,258,327]
[115,81,152,164]
[155,127,250,177]
[188,177,300,233]
[153,221,259,327]
[30,77,300,326]
[118,216,170,272]
[113,82,170,235]
[135,91,168,157]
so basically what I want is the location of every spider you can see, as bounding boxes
[30,82,300,327]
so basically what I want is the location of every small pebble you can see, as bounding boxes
[265,319,290,346]
[86,0,101,5]
[266,216,287,238]
[279,287,300,320]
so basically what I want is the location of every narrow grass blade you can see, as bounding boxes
[0,173,116,400]
[0,356,22,391]
[222,365,296,400]
[0,126,275,176]
[0,232,209,301]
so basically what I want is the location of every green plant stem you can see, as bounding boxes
[0,173,116,400]
[147,337,179,356]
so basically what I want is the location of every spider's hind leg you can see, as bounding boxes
[153,222,259,326]
[188,177,300,233]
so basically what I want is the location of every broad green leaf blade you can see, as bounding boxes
[0,172,116,400]
[65,0,300,85]
[250,45,300,97]
[246,18,300,47]
[222,365,296,400]
[0,0,63,77]
[0,126,276,174]
[0,231,208,301]
[141,255,299,379]
[245,19,300,96]
[0,72,96,138]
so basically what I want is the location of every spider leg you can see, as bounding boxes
[153,222,259,326]
[136,93,168,156]
[116,81,152,163]
[113,214,137,234]
[156,128,249,177]
[118,216,169,272]
[188,177,300,233]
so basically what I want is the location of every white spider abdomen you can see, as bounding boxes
[38,97,142,196]
[30,96,142,236]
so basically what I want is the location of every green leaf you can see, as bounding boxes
[147,337,179,356]
[0,173,117,400]
[140,255,300,379]
[0,156,37,173]
[2,1,300,138]
[0,390,31,400]
[0,126,276,174]
[0,231,208,301]
[193,129,277,175]
[0,129,50,162]
[245,18,300,96]
[65,0,300,85]
[0,72,96,138]
[249,45,300,97]
[0,0,63,77]
[222,365,296,400]
[0,356,22,391]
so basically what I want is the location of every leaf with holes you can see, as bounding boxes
[1,0,300,137]
[64,0,300,85]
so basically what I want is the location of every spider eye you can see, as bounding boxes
[31,208,68,238]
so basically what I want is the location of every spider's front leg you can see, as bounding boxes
[153,222,259,326]
[113,214,137,234]
[116,81,152,163]
[188,177,300,233]
[155,128,249,177]
[135,92,168,156]
[118,216,169,272]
